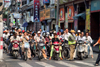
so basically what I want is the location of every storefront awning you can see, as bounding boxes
[73,12,86,20]
[22,22,28,27]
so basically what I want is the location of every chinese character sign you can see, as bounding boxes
[43,0,49,4]
[34,0,40,22]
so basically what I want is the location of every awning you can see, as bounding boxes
[26,6,33,10]
[73,12,86,20]
[22,22,28,27]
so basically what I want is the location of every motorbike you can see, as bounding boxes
[38,40,46,61]
[77,40,88,60]
[61,39,70,59]
[22,42,30,61]
[52,41,60,60]
[11,40,20,59]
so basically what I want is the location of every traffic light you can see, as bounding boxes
[0,0,3,22]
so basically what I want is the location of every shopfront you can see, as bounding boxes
[91,0,100,39]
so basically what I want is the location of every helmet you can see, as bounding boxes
[37,31,41,34]
[22,30,25,33]
[42,32,46,36]
[47,32,50,35]
[77,30,81,33]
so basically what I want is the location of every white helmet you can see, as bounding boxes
[77,30,81,33]
[47,32,50,35]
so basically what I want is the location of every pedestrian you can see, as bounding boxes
[67,30,76,61]
[93,37,100,66]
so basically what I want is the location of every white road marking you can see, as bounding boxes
[18,62,33,67]
[5,59,21,61]
[35,62,55,67]
[55,61,79,67]
[74,61,94,66]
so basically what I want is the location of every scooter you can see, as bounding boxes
[11,40,20,59]
[38,40,46,61]
[61,39,70,59]
[77,40,88,60]
[52,41,60,60]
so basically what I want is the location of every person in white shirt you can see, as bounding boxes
[76,32,85,41]
[64,28,71,43]
[84,32,93,58]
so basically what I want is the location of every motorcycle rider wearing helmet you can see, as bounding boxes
[9,32,20,52]
[49,33,63,60]
[21,32,32,60]
[35,31,47,59]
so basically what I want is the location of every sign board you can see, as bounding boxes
[86,9,90,32]
[50,8,55,18]
[13,13,22,19]
[45,8,50,19]
[10,22,13,27]
[43,0,50,4]
[34,0,40,22]
[4,0,11,8]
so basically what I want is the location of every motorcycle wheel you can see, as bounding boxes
[24,50,28,61]
[14,51,18,59]
[80,53,84,60]
[56,53,59,61]
[38,50,42,61]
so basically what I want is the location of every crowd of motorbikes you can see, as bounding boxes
[3,31,92,61]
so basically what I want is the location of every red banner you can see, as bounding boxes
[59,8,65,21]
[67,6,74,20]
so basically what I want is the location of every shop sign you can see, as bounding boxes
[43,0,50,4]
[34,0,40,22]
[45,8,50,19]
[91,0,100,12]
[50,0,55,5]
[67,6,74,20]
[59,8,65,21]
[50,8,55,18]
[86,9,90,32]
[40,10,45,21]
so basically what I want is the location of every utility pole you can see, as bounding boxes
[0,0,3,61]
[56,0,59,33]
[15,0,18,27]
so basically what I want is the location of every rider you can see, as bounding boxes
[49,33,63,60]
[35,31,47,59]
[84,32,93,58]
[9,32,20,52]
[21,32,32,60]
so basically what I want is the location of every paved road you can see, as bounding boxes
[2,53,99,67]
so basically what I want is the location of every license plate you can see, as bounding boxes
[55,46,59,48]
[24,42,30,48]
